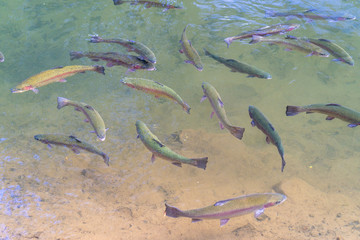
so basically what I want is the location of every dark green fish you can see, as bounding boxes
[34,134,109,166]
[248,105,285,172]
[286,103,360,127]
[136,120,208,169]
[88,34,156,63]
[204,49,271,79]
[69,51,156,71]
[165,193,287,226]
[224,23,300,48]
[250,35,329,57]
[266,9,356,21]
[113,0,183,10]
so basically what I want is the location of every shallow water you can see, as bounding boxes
[1,0,360,239]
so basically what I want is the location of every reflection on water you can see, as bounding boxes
[1,0,360,239]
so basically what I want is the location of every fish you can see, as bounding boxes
[113,0,183,10]
[248,105,285,172]
[165,193,287,226]
[69,51,156,71]
[57,97,107,141]
[88,34,156,64]
[179,24,203,71]
[249,35,329,57]
[203,49,272,79]
[135,120,208,169]
[34,134,109,166]
[266,9,356,21]
[286,103,360,127]
[295,37,354,66]
[121,78,191,114]
[201,82,245,140]
[11,65,105,94]
[224,23,300,48]
[0,51,4,62]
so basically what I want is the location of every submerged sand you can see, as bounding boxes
[1,128,360,240]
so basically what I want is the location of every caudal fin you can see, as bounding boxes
[249,35,263,44]
[102,153,110,166]
[229,126,245,140]
[93,65,105,75]
[286,105,305,116]
[191,157,208,170]
[57,97,70,109]
[281,156,286,172]
[70,51,84,60]
[165,203,184,218]
[224,37,233,48]
[113,0,125,5]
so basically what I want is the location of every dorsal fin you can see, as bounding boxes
[318,38,331,43]
[69,135,82,143]
[326,103,341,107]
[153,139,165,147]
[154,81,164,86]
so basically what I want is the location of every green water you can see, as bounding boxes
[1,0,360,239]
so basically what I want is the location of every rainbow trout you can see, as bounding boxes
[224,23,299,48]
[266,9,356,21]
[179,25,203,71]
[34,134,109,166]
[250,35,329,57]
[248,105,285,172]
[57,97,107,141]
[204,49,271,79]
[11,65,105,94]
[70,51,155,71]
[286,103,360,127]
[165,193,287,226]
[113,0,183,10]
[121,78,191,114]
[88,34,156,63]
[201,82,245,140]
[135,120,208,169]
[301,37,354,66]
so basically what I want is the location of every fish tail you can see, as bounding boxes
[70,51,84,60]
[286,105,305,116]
[165,203,185,218]
[224,37,233,48]
[249,35,263,44]
[203,48,210,56]
[190,157,208,170]
[88,35,103,43]
[102,153,110,166]
[281,155,286,172]
[229,126,245,140]
[113,0,125,5]
[183,102,191,114]
[93,65,105,75]
[57,97,70,109]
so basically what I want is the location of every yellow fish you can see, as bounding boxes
[11,65,105,94]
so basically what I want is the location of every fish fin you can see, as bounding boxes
[332,58,342,62]
[306,52,315,57]
[188,40,192,46]
[172,162,182,167]
[269,123,275,131]
[224,38,232,48]
[184,60,194,64]
[286,106,303,116]
[210,111,215,119]
[103,153,110,166]
[218,98,224,108]
[152,139,165,147]
[348,123,359,128]
[74,107,82,112]
[285,35,297,40]
[89,130,96,133]
[200,95,207,102]
[254,208,264,218]
[266,136,271,144]
[229,126,245,140]
[72,148,81,154]
[249,35,263,44]
[191,218,202,223]
[32,88,39,94]
[154,81,164,86]
[219,121,225,130]
[136,134,140,139]
[179,49,184,54]
[220,219,230,227]
[69,51,84,60]
[47,144,52,149]
[113,0,125,5]
[93,65,105,75]
[69,135,82,143]
[251,120,256,127]
[165,203,184,218]
[84,118,90,123]
[325,103,341,107]
[284,48,292,51]
[190,157,208,170]
[57,97,69,109]
[151,154,156,163]
[326,116,335,120]
[214,199,231,206]
[281,156,286,172]
[106,62,115,67]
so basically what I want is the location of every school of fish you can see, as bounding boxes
[9,0,358,229]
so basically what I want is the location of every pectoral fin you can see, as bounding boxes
[153,139,165,147]
[218,98,224,108]
[220,219,230,226]
[191,218,202,223]
[172,162,182,167]
[151,154,156,163]
[72,148,81,154]
[214,199,231,206]
[266,136,271,144]
[348,123,359,128]
[200,95,207,102]
[326,116,335,120]
[251,120,256,127]
[210,111,215,119]
[219,121,224,130]
[254,208,264,218]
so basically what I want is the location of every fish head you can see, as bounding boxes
[34,134,47,143]
[263,193,287,208]
[201,82,210,94]
[194,63,203,71]
[248,105,256,118]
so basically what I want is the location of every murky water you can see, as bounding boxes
[1,0,360,239]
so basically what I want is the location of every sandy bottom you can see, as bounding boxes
[1,128,360,240]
